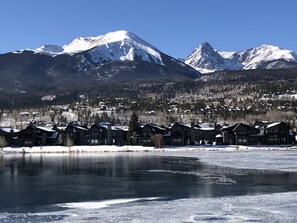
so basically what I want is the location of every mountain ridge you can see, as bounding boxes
[0,30,201,95]
[185,43,297,73]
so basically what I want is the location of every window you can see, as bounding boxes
[91,139,98,144]
[238,138,247,143]
[173,138,182,143]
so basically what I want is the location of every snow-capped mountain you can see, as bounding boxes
[185,43,297,73]
[20,30,164,65]
[0,30,200,95]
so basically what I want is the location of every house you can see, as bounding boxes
[36,126,59,146]
[88,124,104,145]
[215,134,223,145]
[52,124,67,145]
[17,124,57,147]
[141,124,168,146]
[64,123,89,146]
[221,123,259,145]
[196,123,220,145]
[170,123,192,146]
[98,123,125,146]
[116,126,129,145]
[253,120,274,128]
[265,122,292,145]
[221,124,238,145]
[0,126,19,147]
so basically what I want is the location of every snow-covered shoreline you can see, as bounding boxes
[2,145,297,173]
[1,144,296,154]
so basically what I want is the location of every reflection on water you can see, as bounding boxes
[1,153,297,213]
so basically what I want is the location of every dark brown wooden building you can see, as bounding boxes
[141,124,168,146]
[265,122,293,145]
[170,123,192,146]
[222,123,259,145]
[64,123,89,146]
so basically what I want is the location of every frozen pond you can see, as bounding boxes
[1,151,297,222]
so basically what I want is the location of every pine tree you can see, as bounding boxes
[128,112,140,136]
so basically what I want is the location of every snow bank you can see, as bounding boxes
[2,145,297,173]
[1,144,295,154]
[1,145,156,153]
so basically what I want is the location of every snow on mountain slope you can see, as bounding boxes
[185,42,226,73]
[185,43,297,73]
[27,30,164,65]
[235,45,297,69]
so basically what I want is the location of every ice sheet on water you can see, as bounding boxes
[2,192,297,222]
[56,197,160,209]
[145,169,237,185]
[186,150,297,172]
[2,150,297,222]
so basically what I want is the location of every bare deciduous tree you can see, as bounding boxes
[151,133,164,149]
[65,136,74,148]
[0,136,7,149]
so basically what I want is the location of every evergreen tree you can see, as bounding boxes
[128,112,140,136]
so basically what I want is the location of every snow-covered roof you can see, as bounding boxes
[266,122,281,129]
[177,123,191,128]
[147,124,166,132]
[98,124,123,131]
[36,126,55,132]
[200,127,215,131]
[73,125,89,131]
[221,124,238,131]
[200,123,210,128]
[56,127,67,131]
[0,126,20,133]
[115,126,129,131]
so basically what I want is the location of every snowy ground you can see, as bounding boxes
[1,144,295,154]
[2,146,297,222]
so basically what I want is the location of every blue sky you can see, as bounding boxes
[0,0,296,58]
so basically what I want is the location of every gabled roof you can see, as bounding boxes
[115,126,129,132]
[171,122,191,130]
[232,123,256,131]
[199,127,215,131]
[221,124,238,132]
[144,124,167,133]
[222,123,256,132]
[73,125,89,131]
[66,124,89,132]
[35,126,55,133]
[54,126,67,131]
[200,123,210,128]
[97,123,124,131]
[266,122,282,129]
[0,126,20,133]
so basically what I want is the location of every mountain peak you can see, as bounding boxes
[62,30,136,55]
[29,30,161,60]
[200,41,213,49]
[34,45,64,55]
[185,42,226,73]
[185,43,297,73]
